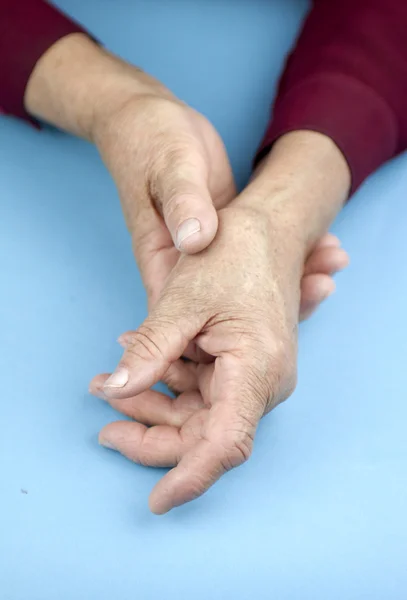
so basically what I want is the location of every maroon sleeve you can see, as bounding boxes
[257,0,407,193]
[0,0,90,122]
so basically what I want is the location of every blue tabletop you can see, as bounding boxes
[1,1,406,599]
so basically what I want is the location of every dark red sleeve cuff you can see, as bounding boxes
[256,73,398,195]
[256,0,407,195]
[0,0,91,122]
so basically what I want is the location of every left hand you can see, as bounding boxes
[119,230,348,393]
[89,199,338,513]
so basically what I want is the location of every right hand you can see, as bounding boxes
[89,51,347,314]
[92,73,349,381]
[25,34,348,322]
[93,84,236,308]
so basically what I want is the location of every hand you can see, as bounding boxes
[90,202,312,513]
[93,92,236,308]
[92,66,348,314]
[111,228,348,396]
[26,33,237,303]
[89,130,350,514]
[25,34,346,316]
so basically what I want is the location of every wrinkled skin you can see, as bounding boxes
[90,203,346,513]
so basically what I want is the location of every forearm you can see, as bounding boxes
[238,130,350,263]
[257,0,407,195]
[24,33,171,140]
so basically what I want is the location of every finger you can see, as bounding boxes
[118,333,200,393]
[99,421,184,467]
[103,301,203,400]
[90,374,204,426]
[299,273,335,321]
[149,355,267,514]
[182,341,213,364]
[314,233,341,249]
[304,246,349,276]
[153,158,219,254]
[162,360,199,393]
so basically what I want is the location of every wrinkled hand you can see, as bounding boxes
[25,33,347,323]
[90,203,317,513]
[94,90,236,308]
[93,78,347,316]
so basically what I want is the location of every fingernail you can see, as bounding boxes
[176,218,201,250]
[99,438,117,451]
[104,367,129,389]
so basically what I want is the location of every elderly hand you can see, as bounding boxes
[26,34,346,317]
[90,213,348,511]
[89,131,350,514]
[90,202,301,513]
[90,52,347,316]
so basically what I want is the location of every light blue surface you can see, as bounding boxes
[1,1,406,599]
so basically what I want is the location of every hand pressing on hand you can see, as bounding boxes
[91,62,347,317]
[95,95,234,310]
[89,131,350,514]
[90,211,347,510]
[90,203,301,513]
[116,230,347,395]
[25,33,235,297]
[26,34,347,318]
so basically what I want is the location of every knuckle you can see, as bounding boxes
[137,442,157,467]
[263,336,298,411]
[237,332,297,415]
[151,144,190,182]
[162,371,181,394]
[162,368,183,395]
[162,363,195,395]
[138,431,179,467]
[245,363,272,411]
[138,443,157,467]
[215,417,256,472]
[220,432,254,471]
[126,326,166,362]
[163,192,198,222]
[126,316,190,365]
[137,430,157,466]
[149,143,205,214]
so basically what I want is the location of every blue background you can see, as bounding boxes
[1,1,406,598]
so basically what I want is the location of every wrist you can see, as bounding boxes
[24,33,173,140]
[235,131,351,252]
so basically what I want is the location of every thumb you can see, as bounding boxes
[152,155,219,254]
[102,302,202,400]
